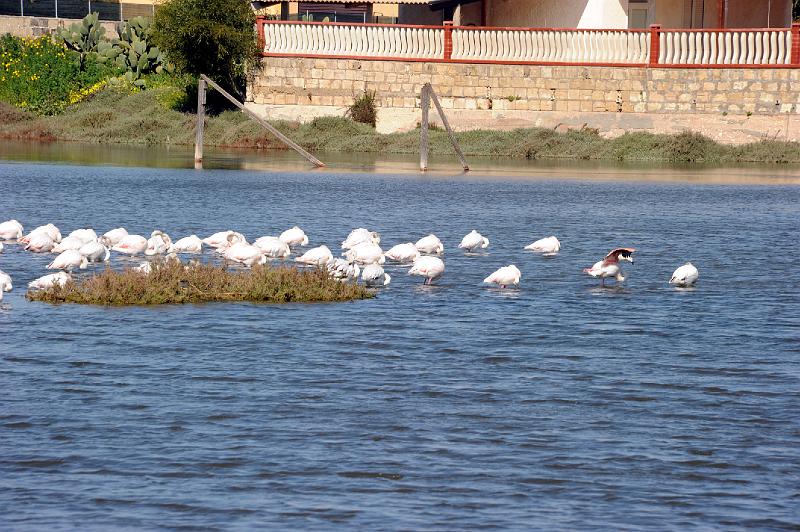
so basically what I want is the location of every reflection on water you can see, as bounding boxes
[2,139,800,184]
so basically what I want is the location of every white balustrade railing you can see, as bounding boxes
[262,22,444,59]
[451,29,650,64]
[259,21,798,67]
[659,30,791,64]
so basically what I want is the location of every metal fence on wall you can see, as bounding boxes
[0,0,155,20]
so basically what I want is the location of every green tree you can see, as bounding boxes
[151,0,257,98]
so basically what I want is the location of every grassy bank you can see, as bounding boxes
[27,261,373,305]
[3,88,800,163]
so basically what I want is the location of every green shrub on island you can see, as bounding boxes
[27,261,373,305]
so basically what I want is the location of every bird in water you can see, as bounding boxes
[408,256,445,285]
[47,249,88,271]
[279,226,309,247]
[669,262,699,287]
[483,265,521,288]
[415,234,444,255]
[327,258,360,282]
[0,269,12,301]
[296,245,333,266]
[100,227,128,247]
[20,223,61,245]
[342,228,380,250]
[0,219,24,241]
[458,230,489,252]
[169,235,203,254]
[525,236,561,255]
[584,248,635,286]
[384,242,419,263]
[361,263,391,287]
[253,236,291,259]
[79,241,111,262]
[145,230,172,256]
[112,234,148,256]
[345,241,384,265]
[28,271,71,290]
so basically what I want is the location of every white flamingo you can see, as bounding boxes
[384,242,420,263]
[24,233,55,253]
[361,263,391,287]
[0,269,12,301]
[327,258,360,282]
[0,219,23,240]
[52,236,86,254]
[203,230,244,249]
[342,228,380,250]
[415,234,444,255]
[345,242,384,265]
[47,250,88,271]
[669,262,699,287]
[100,227,128,247]
[458,230,489,252]
[253,236,291,259]
[296,245,333,266]
[67,228,98,244]
[483,265,521,288]
[112,234,148,256]
[408,256,445,285]
[170,235,203,254]
[79,241,110,262]
[279,226,309,247]
[584,248,635,286]
[145,230,172,256]
[20,223,61,244]
[525,236,561,255]
[28,271,71,290]
[223,242,266,267]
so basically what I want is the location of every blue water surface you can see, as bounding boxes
[0,161,798,530]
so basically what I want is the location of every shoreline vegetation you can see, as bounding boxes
[3,89,800,163]
[27,261,373,305]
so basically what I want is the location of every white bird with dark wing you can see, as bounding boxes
[483,265,521,288]
[415,234,444,255]
[254,236,291,259]
[342,228,380,250]
[525,236,561,255]
[361,263,391,287]
[327,258,360,282]
[458,230,489,252]
[296,245,333,266]
[584,248,635,285]
[408,256,445,285]
[28,271,71,290]
[279,226,309,247]
[669,262,699,287]
[384,242,420,263]
[47,249,88,271]
[0,219,24,241]
[169,235,203,254]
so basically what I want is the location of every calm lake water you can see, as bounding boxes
[1,145,799,529]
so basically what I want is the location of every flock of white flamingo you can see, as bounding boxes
[0,218,700,301]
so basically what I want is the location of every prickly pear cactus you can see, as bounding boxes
[57,13,109,71]
[110,17,172,86]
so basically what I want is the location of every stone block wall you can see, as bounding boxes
[0,15,118,38]
[248,57,800,142]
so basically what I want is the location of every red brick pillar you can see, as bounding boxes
[256,16,266,53]
[792,23,800,66]
[443,21,454,61]
[649,24,661,66]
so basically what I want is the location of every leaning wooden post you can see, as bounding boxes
[428,85,469,171]
[194,77,206,169]
[200,75,325,167]
[419,84,430,172]
[648,24,661,66]
[791,23,800,66]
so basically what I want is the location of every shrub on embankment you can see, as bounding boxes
[27,261,373,305]
[2,88,800,164]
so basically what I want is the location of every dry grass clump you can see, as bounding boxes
[27,261,373,305]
